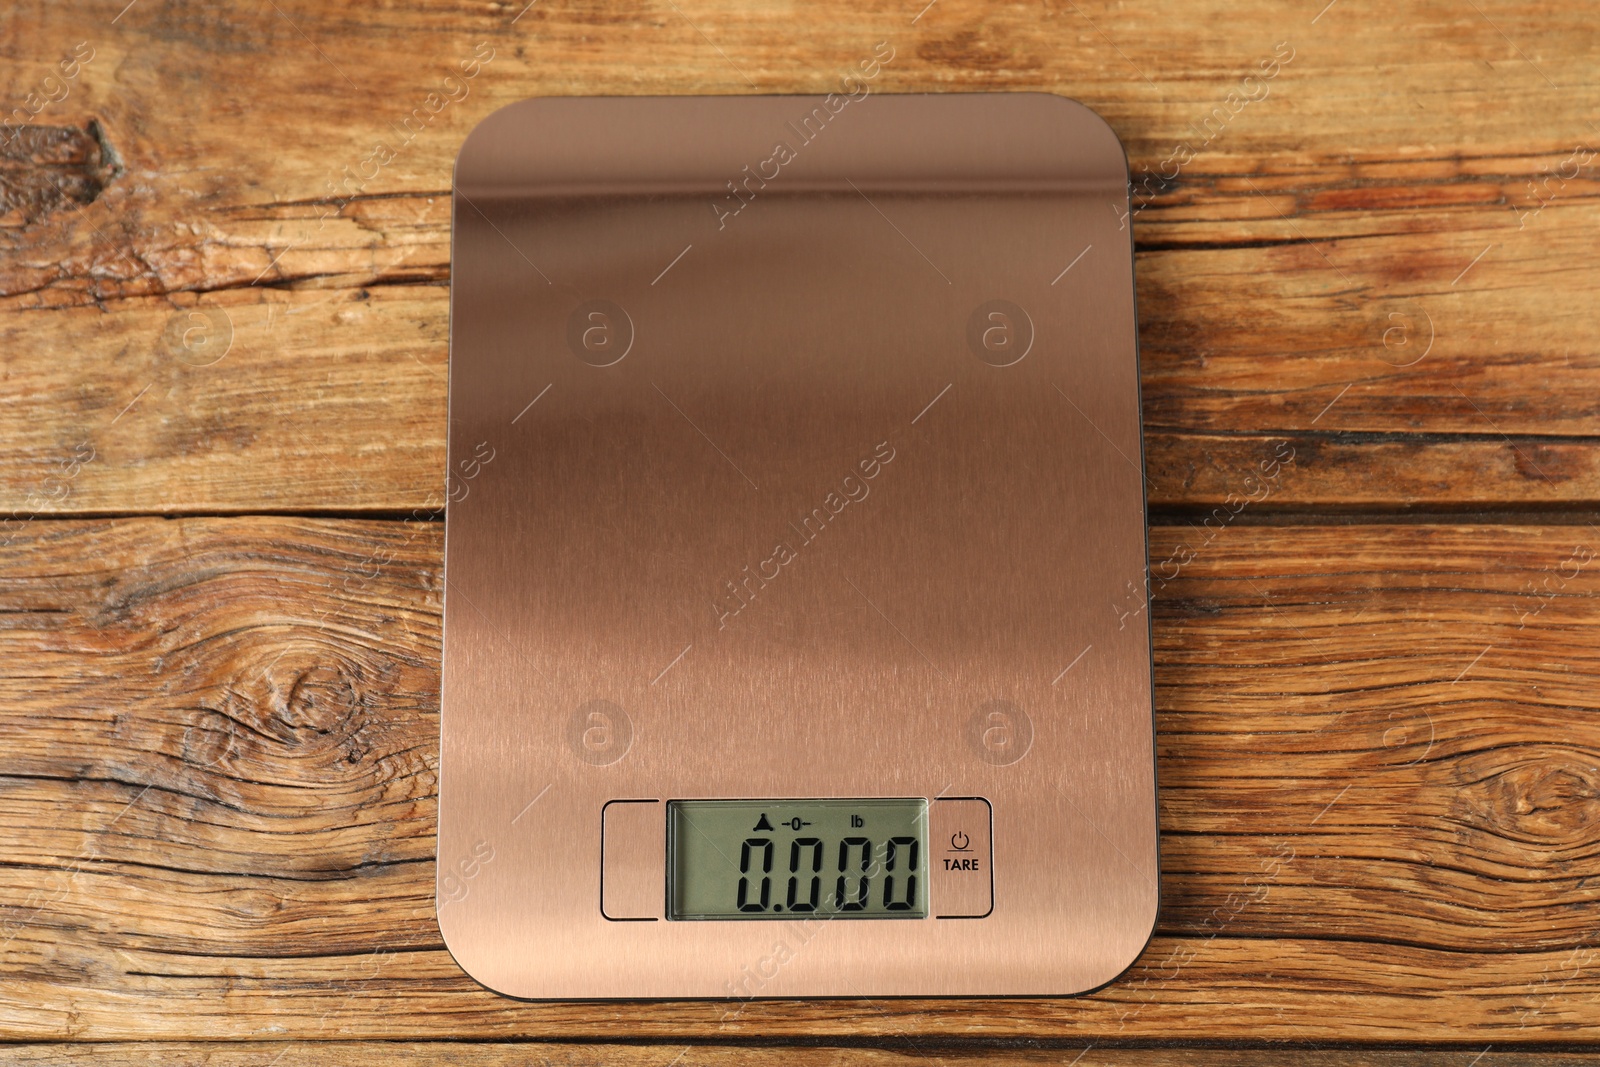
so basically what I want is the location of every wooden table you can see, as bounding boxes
[3,1,1597,1062]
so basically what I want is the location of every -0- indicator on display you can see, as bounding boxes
[668,799,928,920]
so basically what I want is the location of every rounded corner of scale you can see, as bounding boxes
[435,911,521,1000]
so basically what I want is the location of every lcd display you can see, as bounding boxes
[668,799,928,920]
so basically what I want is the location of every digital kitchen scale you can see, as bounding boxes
[439,93,1157,999]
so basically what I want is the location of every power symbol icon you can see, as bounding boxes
[950,831,971,851]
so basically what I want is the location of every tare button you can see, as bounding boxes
[929,797,993,918]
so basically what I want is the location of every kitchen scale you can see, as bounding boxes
[440,93,1157,999]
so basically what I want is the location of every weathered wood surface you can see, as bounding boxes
[2,518,1598,1041]
[4,0,1599,1054]
[2,1,1598,514]
[0,1046,1591,1067]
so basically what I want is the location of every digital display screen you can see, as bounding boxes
[668,799,928,920]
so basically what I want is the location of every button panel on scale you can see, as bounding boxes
[600,797,992,921]
[601,800,664,920]
[929,797,993,918]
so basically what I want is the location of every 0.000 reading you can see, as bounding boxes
[736,836,919,914]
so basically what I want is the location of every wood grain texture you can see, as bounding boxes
[4,0,1598,1054]
[3,517,1598,1041]
[0,1045,1591,1067]
[1,1,1598,514]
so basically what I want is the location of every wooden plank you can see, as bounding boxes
[2,1,1599,514]
[0,1044,1588,1067]
[2,517,1598,1040]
